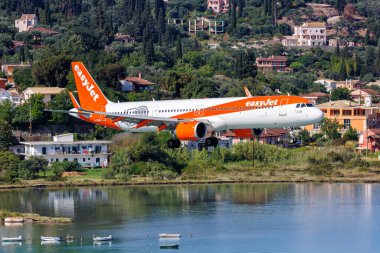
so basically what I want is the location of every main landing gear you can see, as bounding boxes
[205,136,218,147]
[167,139,181,149]
[167,137,219,149]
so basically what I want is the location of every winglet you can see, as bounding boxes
[69,92,80,109]
[244,86,252,97]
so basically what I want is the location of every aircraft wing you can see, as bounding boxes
[46,108,210,129]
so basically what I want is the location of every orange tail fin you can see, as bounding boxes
[71,62,111,111]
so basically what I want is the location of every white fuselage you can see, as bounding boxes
[100,96,323,132]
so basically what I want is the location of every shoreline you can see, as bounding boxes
[1,176,380,190]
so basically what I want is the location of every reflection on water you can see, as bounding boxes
[0,183,379,253]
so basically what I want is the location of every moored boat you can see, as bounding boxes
[159,234,181,239]
[4,217,24,223]
[93,235,112,241]
[41,236,62,241]
[1,236,23,242]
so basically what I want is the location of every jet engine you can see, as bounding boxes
[175,121,207,141]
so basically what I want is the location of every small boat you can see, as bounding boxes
[41,236,62,241]
[93,235,112,241]
[160,244,179,249]
[1,236,23,242]
[159,234,181,239]
[4,217,24,223]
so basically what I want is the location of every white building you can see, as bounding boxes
[315,79,337,92]
[21,133,112,167]
[15,14,38,32]
[282,22,326,47]
[23,87,65,104]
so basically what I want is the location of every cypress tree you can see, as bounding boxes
[364,29,370,45]
[175,38,182,61]
[375,46,380,77]
[237,0,244,18]
[145,39,155,65]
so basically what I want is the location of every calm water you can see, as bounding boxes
[0,183,379,253]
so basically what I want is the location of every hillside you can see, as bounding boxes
[0,0,379,132]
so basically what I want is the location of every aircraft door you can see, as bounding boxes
[152,106,159,117]
[279,99,288,116]
[194,105,204,117]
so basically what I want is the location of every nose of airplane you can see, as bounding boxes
[314,108,324,122]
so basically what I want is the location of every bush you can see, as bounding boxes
[47,162,65,181]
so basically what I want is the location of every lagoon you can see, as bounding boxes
[0,183,379,252]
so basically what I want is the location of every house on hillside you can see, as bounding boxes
[301,92,329,105]
[282,22,327,47]
[1,63,31,86]
[336,79,363,90]
[207,0,229,14]
[256,55,287,72]
[314,79,337,92]
[114,33,135,44]
[120,73,155,92]
[23,87,65,104]
[351,89,380,103]
[304,100,380,135]
[15,14,38,32]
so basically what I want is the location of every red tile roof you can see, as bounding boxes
[28,26,60,34]
[256,55,287,62]
[123,77,155,86]
[301,92,329,98]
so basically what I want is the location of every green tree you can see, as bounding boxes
[322,118,342,140]
[0,100,14,124]
[48,90,72,124]
[0,151,20,182]
[330,87,350,101]
[0,120,13,151]
[32,54,71,87]
[47,162,65,181]
[18,156,48,179]
[13,94,46,128]
[13,68,33,90]
[343,127,358,141]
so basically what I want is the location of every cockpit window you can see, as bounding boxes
[300,104,306,108]
[306,103,314,107]
[296,104,300,108]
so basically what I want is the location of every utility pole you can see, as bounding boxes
[29,100,32,136]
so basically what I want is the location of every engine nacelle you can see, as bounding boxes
[175,121,207,141]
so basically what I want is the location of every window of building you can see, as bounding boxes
[83,158,85,162]
[42,147,47,155]
[343,119,351,129]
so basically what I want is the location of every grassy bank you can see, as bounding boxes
[0,209,72,223]
[2,137,380,190]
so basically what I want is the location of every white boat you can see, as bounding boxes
[4,217,24,223]
[159,233,181,239]
[1,236,23,242]
[41,236,62,241]
[93,235,112,241]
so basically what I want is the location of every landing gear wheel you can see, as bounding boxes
[205,137,218,147]
[167,139,181,149]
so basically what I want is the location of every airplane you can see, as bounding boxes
[49,62,324,148]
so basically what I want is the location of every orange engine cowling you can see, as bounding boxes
[175,121,207,141]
